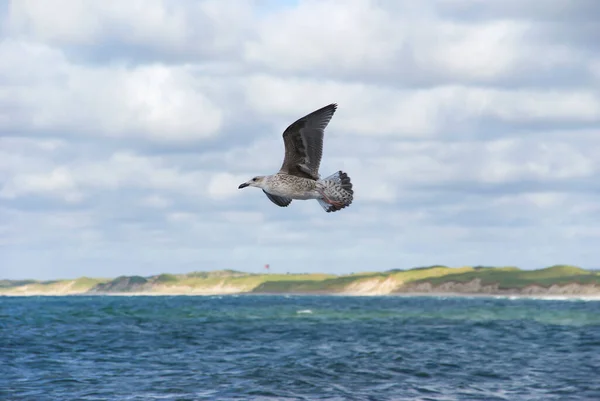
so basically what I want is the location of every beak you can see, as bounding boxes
[238,182,249,189]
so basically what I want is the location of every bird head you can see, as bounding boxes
[238,176,266,189]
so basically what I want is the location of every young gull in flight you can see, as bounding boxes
[238,103,353,213]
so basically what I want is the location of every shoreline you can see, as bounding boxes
[3,265,599,299]
[2,291,600,301]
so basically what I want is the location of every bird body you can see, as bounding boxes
[262,174,319,200]
[238,103,353,213]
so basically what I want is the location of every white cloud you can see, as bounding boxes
[221,211,264,224]
[494,192,568,209]
[325,136,598,200]
[166,211,197,224]
[140,195,172,209]
[8,0,107,43]
[207,172,249,200]
[0,167,83,203]
[0,41,224,141]
[589,59,600,80]
[474,138,598,184]
[6,0,253,56]
[244,76,600,139]
[480,89,600,123]
[421,20,527,80]
[244,0,594,88]
[1,0,600,280]
[1,150,211,203]
[245,0,404,75]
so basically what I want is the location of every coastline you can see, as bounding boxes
[2,290,600,301]
[3,265,599,299]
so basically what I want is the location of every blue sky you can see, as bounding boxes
[1,0,599,280]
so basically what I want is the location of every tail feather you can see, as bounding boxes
[317,170,353,213]
[317,198,336,212]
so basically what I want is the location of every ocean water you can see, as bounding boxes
[1,295,599,401]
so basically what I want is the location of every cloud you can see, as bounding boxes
[0,40,224,141]
[245,0,599,89]
[1,167,82,203]
[140,194,171,209]
[4,0,255,62]
[1,0,599,280]
[207,173,249,200]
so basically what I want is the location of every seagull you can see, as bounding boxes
[238,103,353,213]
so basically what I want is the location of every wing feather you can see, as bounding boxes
[279,103,337,180]
[263,190,292,207]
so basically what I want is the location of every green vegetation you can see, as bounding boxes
[414,265,600,289]
[126,275,148,285]
[174,273,335,292]
[1,265,599,295]
[252,274,378,293]
[0,279,37,289]
[156,274,178,283]
[71,277,110,290]
[252,267,476,293]
[389,266,473,282]
[186,269,247,278]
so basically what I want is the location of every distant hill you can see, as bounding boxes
[1,265,599,297]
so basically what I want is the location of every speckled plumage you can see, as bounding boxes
[238,103,354,213]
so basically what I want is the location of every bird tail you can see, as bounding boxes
[316,170,354,213]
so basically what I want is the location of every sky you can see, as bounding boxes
[1,0,599,280]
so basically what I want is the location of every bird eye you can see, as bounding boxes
[252,178,257,182]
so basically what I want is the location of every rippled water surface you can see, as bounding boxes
[1,295,600,400]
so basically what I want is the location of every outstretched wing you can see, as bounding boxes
[278,103,337,180]
[263,190,292,207]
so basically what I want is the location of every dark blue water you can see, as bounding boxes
[1,295,599,400]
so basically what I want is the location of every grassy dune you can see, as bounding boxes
[412,265,600,289]
[0,277,110,295]
[175,272,335,291]
[1,265,599,296]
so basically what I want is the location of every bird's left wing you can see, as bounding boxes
[278,103,338,180]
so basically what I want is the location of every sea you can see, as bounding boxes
[1,295,599,401]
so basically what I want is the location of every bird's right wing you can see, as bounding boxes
[263,190,292,207]
[278,103,338,180]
